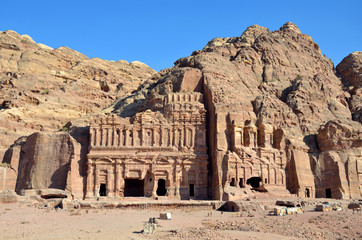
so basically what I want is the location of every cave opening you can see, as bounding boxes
[246,177,262,188]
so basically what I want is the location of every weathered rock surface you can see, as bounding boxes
[107,22,361,200]
[0,189,18,203]
[336,51,362,122]
[1,23,361,200]
[5,132,84,199]
[0,30,156,160]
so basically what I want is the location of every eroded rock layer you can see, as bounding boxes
[2,23,361,200]
[0,30,156,160]
[107,22,360,200]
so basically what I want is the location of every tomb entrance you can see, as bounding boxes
[124,179,144,197]
[246,177,262,188]
[156,179,167,196]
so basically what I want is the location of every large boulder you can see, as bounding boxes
[0,190,18,203]
[14,132,83,199]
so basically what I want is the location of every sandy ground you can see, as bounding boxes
[0,202,361,240]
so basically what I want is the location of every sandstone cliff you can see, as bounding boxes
[107,22,361,199]
[336,51,362,123]
[0,30,156,160]
[2,23,361,200]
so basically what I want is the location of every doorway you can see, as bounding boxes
[325,188,332,198]
[189,184,195,197]
[156,179,167,196]
[99,183,107,196]
[230,178,236,187]
[246,177,262,188]
[124,179,144,197]
[305,188,310,198]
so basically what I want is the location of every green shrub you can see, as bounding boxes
[0,163,10,168]
[42,88,50,95]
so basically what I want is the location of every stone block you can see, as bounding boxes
[160,212,172,220]
[143,222,157,235]
[274,207,287,216]
[0,190,18,203]
[316,204,332,212]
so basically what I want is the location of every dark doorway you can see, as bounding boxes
[306,188,310,198]
[124,179,144,197]
[189,184,195,197]
[230,178,236,187]
[246,177,262,188]
[325,188,332,198]
[156,179,167,196]
[239,178,244,188]
[99,184,107,196]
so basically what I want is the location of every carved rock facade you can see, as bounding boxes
[86,93,208,199]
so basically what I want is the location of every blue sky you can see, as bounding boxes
[1,0,361,71]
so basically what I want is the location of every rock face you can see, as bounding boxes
[5,132,84,199]
[109,22,360,200]
[2,23,361,200]
[336,51,362,123]
[0,30,156,160]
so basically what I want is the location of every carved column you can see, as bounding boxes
[182,167,189,198]
[115,161,120,197]
[124,128,128,146]
[119,163,125,197]
[173,127,177,147]
[141,127,145,146]
[151,128,154,146]
[132,128,136,146]
[116,128,120,146]
[159,127,163,147]
[97,128,101,146]
[191,128,194,148]
[94,167,100,197]
[99,129,104,146]
[90,128,94,147]
[103,128,108,147]
[111,126,115,147]
[86,161,94,198]
[236,161,239,188]
[243,167,247,186]
[106,127,111,147]
[151,173,157,198]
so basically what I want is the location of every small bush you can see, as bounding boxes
[0,163,10,168]
[42,88,50,95]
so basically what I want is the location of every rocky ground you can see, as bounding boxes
[0,198,361,240]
